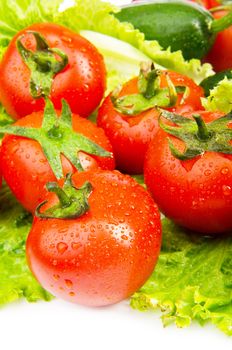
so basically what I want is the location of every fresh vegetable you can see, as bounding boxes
[204,9,232,72]
[131,217,232,336]
[202,77,232,113]
[0,23,106,119]
[115,0,232,60]
[98,64,204,174]
[0,0,213,85]
[144,110,232,234]
[0,184,52,305]
[0,99,114,212]
[0,0,231,337]
[26,170,162,306]
[200,69,232,96]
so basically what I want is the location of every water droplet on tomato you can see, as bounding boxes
[221,167,229,175]
[69,292,75,297]
[204,169,211,176]
[65,279,73,289]
[53,274,60,281]
[71,242,81,250]
[222,185,231,196]
[56,242,68,254]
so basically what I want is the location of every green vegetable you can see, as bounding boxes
[0,185,52,305]
[131,218,232,336]
[1,0,232,338]
[200,69,232,97]
[202,77,232,113]
[0,0,213,86]
[115,0,232,60]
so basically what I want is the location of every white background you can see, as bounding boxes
[1,0,232,348]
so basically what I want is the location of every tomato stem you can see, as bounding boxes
[17,31,68,99]
[35,174,93,219]
[193,114,212,141]
[211,10,232,34]
[46,182,71,207]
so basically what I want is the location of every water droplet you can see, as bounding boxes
[56,242,68,254]
[53,274,60,281]
[65,279,73,289]
[69,292,75,297]
[71,242,81,250]
[221,167,229,175]
[204,169,211,176]
[222,185,231,196]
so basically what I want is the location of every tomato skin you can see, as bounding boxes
[0,112,115,213]
[0,23,106,119]
[26,170,162,306]
[204,10,232,72]
[97,71,204,174]
[144,111,232,234]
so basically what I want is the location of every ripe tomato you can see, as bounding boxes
[97,70,204,174]
[0,110,115,213]
[144,111,232,234]
[0,23,106,119]
[189,0,220,9]
[26,170,162,306]
[204,10,232,72]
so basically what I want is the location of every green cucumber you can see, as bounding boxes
[200,69,232,96]
[115,0,232,60]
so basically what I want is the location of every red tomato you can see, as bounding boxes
[189,0,220,9]
[0,23,106,119]
[144,111,232,234]
[97,70,204,174]
[26,170,162,306]
[0,111,115,213]
[205,10,232,72]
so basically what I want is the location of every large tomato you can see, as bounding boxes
[0,23,106,119]
[204,10,232,72]
[144,110,232,234]
[26,170,162,306]
[0,108,115,213]
[97,70,204,174]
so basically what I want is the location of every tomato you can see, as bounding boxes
[189,0,220,9]
[0,23,106,119]
[97,70,204,174]
[204,10,232,72]
[144,111,232,234]
[26,170,162,306]
[0,108,115,213]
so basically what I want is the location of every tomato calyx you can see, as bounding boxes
[111,62,177,116]
[17,31,68,99]
[159,110,232,160]
[0,99,112,178]
[35,174,92,219]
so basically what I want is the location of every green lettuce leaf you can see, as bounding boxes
[202,78,232,113]
[0,185,52,305]
[131,219,232,336]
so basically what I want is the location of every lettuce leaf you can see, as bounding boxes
[131,219,232,336]
[0,185,52,305]
[202,78,232,113]
[0,0,213,86]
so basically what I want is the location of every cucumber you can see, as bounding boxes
[200,69,232,96]
[115,0,232,60]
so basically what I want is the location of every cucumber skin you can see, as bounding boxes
[200,70,232,97]
[115,1,214,60]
